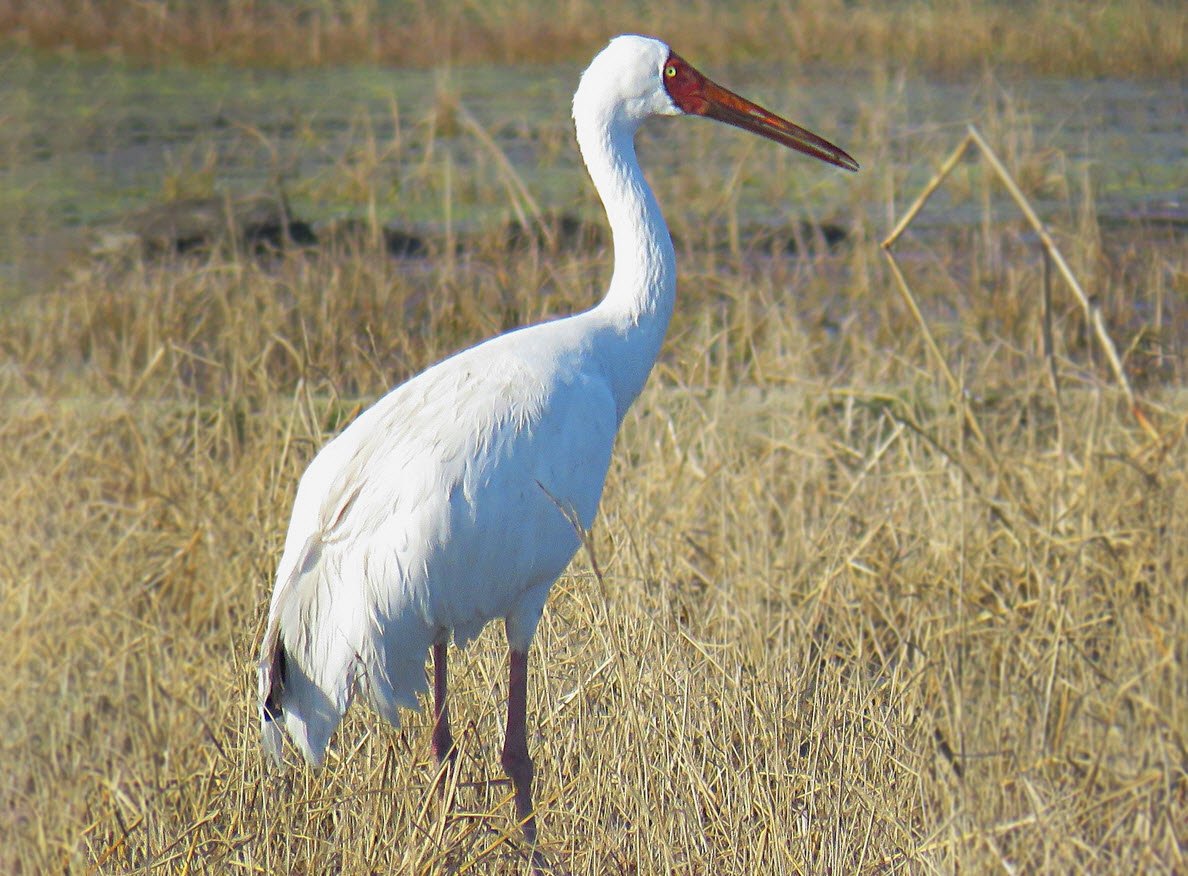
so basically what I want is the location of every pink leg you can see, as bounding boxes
[431,641,455,764]
[501,648,537,844]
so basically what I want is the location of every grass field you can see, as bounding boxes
[3,3,1187,873]
[2,0,1186,75]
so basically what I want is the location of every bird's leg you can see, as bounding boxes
[501,648,537,844]
[431,641,456,764]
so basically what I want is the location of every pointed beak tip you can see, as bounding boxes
[829,148,859,173]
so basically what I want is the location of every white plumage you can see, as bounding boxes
[258,33,856,842]
[259,319,618,760]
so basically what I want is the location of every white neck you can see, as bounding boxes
[575,110,677,419]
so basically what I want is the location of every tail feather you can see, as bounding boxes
[256,532,434,766]
[256,534,359,767]
[259,637,286,763]
[257,630,350,767]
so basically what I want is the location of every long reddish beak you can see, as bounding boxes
[664,54,859,173]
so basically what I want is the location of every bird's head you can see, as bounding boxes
[574,34,858,173]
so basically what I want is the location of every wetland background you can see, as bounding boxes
[2,1,1186,872]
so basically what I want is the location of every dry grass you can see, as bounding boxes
[3,33,1187,875]
[0,0,1185,76]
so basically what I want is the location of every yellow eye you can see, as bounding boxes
[664,65,677,78]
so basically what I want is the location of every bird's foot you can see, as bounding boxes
[501,746,537,843]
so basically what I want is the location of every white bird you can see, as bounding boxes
[258,33,857,843]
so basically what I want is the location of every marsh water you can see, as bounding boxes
[0,50,1184,290]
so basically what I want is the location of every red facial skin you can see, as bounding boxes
[660,52,859,172]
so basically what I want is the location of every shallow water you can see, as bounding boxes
[0,50,1184,288]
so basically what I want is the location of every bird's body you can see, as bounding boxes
[258,34,856,842]
[261,312,629,761]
